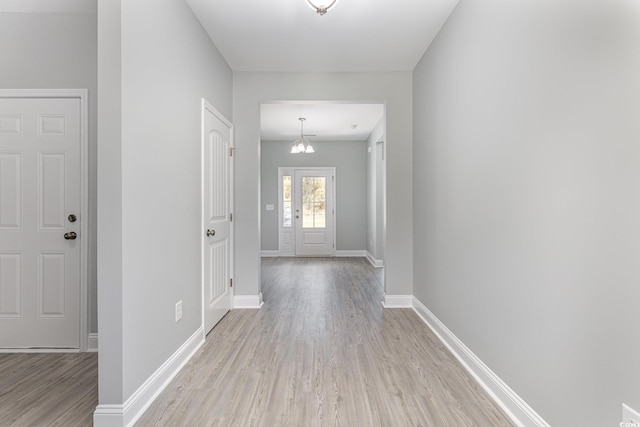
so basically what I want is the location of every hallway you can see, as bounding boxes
[137,257,514,426]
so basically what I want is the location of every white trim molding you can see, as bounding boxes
[261,250,280,257]
[382,294,412,308]
[623,404,640,424]
[0,348,80,354]
[412,297,551,427]
[261,251,373,259]
[87,333,99,352]
[234,293,264,309]
[93,327,204,427]
[366,251,384,268]
[335,250,366,257]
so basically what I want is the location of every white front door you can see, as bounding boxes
[294,169,335,256]
[0,97,82,348]
[202,100,233,335]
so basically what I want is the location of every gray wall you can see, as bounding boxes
[366,119,385,260]
[412,0,640,425]
[261,140,367,251]
[97,0,232,404]
[0,7,98,334]
[233,72,413,299]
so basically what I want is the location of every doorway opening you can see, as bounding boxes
[259,101,386,268]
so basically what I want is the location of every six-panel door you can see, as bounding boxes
[0,98,81,348]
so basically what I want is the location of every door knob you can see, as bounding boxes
[206,229,216,237]
[64,231,77,240]
[296,215,300,219]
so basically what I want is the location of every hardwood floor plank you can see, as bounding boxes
[0,352,97,427]
[0,258,517,427]
[138,257,515,426]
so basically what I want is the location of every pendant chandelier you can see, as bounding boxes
[290,118,315,154]
[306,0,338,16]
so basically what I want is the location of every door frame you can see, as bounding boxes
[277,166,336,256]
[200,98,234,333]
[0,88,89,352]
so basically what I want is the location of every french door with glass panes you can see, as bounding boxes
[278,167,335,256]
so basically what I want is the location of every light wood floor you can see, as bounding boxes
[138,257,515,427]
[0,352,97,426]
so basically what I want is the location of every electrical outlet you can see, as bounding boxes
[175,300,182,322]
[622,404,640,426]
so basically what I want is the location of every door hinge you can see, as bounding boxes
[230,278,233,288]
[332,175,334,182]
[229,147,234,157]
[230,213,233,222]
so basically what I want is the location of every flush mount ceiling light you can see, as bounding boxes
[290,118,315,154]
[306,0,339,16]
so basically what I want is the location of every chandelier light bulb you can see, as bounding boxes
[290,117,316,154]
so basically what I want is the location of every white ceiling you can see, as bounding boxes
[185,0,459,72]
[3,0,458,141]
[261,103,384,142]
[186,0,458,140]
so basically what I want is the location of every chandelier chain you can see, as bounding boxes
[306,0,338,16]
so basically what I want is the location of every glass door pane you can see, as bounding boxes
[302,176,326,228]
[282,175,292,227]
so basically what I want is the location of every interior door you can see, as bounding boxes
[294,169,335,256]
[0,97,81,348]
[203,101,232,335]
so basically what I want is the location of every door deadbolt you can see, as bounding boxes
[206,229,216,237]
[68,214,77,223]
[64,231,77,240]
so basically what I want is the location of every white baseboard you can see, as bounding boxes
[623,404,640,424]
[233,293,264,309]
[411,297,550,427]
[382,294,413,308]
[87,333,99,352]
[260,250,280,257]
[93,327,204,427]
[335,250,366,257]
[365,251,384,268]
[261,250,370,259]
[0,348,80,353]
[0,333,98,353]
